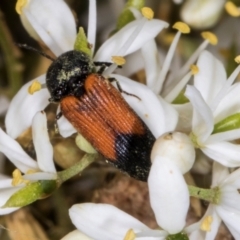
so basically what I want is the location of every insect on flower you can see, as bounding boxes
[46,50,156,181]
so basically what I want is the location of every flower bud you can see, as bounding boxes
[180,0,225,29]
[75,134,97,154]
[3,180,57,208]
[151,132,195,174]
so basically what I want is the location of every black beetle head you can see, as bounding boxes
[46,50,94,102]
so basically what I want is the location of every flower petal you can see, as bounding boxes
[194,51,226,104]
[61,229,94,240]
[223,168,240,188]
[213,83,240,123]
[0,129,38,173]
[21,0,76,56]
[203,141,240,167]
[148,156,189,234]
[135,229,167,239]
[0,180,21,214]
[173,103,193,133]
[111,74,178,138]
[0,206,19,215]
[94,19,168,61]
[220,186,240,214]
[141,40,160,90]
[32,112,56,173]
[185,85,213,143]
[57,113,77,138]
[216,207,240,239]
[211,162,229,187]
[207,129,240,144]
[203,207,221,240]
[189,205,220,240]
[69,203,150,240]
[5,75,49,139]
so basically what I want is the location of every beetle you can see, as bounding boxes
[46,50,156,181]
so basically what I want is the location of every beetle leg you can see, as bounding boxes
[108,78,141,101]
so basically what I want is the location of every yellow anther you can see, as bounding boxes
[234,55,240,64]
[200,215,213,232]
[201,32,218,45]
[28,80,42,95]
[172,22,190,34]
[225,2,240,17]
[15,0,28,15]
[111,56,126,66]
[123,229,136,240]
[190,65,199,75]
[141,7,154,20]
[12,169,24,186]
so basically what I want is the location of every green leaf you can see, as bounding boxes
[3,180,57,208]
[74,27,92,57]
[212,113,240,134]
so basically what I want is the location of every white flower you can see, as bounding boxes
[62,150,193,240]
[16,0,77,56]
[189,162,240,239]
[0,111,56,215]
[185,50,240,167]
[6,0,174,140]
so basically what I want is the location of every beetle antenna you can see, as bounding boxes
[16,43,56,61]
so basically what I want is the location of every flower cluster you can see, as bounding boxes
[1,0,240,240]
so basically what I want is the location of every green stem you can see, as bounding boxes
[188,185,220,204]
[57,154,97,184]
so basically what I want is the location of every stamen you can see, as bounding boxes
[190,64,199,75]
[87,0,97,53]
[200,215,213,232]
[28,80,42,94]
[156,22,191,93]
[201,32,218,45]
[12,169,22,186]
[173,22,190,34]
[12,169,29,186]
[111,56,126,66]
[166,64,198,102]
[156,33,181,93]
[15,0,28,15]
[235,55,240,64]
[124,229,136,240]
[129,7,142,19]
[171,35,215,82]
[141,7,154,20]
[165,71,192,103]
[103,17,147,76]
[225,2,240,17]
